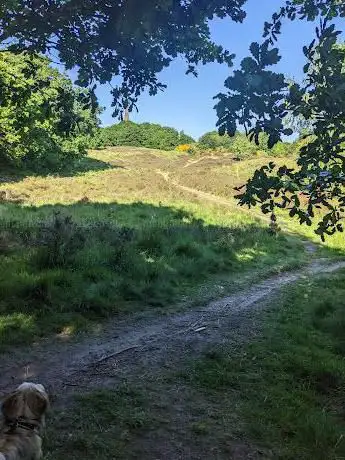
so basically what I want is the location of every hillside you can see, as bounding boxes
[1,147,345,459]
[1,147,344,347]
[0,149,311,344]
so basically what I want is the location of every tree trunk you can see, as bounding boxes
[123,107,129,122]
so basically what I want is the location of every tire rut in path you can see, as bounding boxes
[1,259,345,403]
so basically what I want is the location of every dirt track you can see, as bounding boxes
[1,258,344,406]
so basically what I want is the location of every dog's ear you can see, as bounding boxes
[26,391,49,417]
[1,392,22,419]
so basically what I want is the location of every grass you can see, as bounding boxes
[42,267,345,459]
[44,380,243,459]
[44,385,154,460]
[184,269,345,459]
[1,147,344,458]
[0,148,314,349]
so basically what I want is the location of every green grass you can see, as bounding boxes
[0,200,306,350]
[0,148,314,349]
[0,146,338,458]
[39,269,345,460]
[0,147,341,458]
[44,385,154,460]
[184,269,345,459]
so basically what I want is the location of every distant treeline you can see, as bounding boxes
[90,121,195,151]
[91,122,298,158]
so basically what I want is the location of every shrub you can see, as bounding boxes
[179,131,195,145]
[231,133,258,158]
[102,122,144,147]
[198,131,234,150]
[0,52,100,171]
[36,212,85,268]
[268,141,294,157]
[140,123,179,150]
[176,144,193,153]
[197,131,269,157]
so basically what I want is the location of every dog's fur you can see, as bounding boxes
[0,383,49,460]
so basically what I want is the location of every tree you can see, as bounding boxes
[0,52,100,170]
[123,107,130,122]
[179,131,195,145]
[96,121,194,151]
[215,2,345,240]
[0,0,246,117]
[199,131,235,150]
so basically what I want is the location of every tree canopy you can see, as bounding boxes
[0,0,246,116]
[94,121,194,151]
[0,52,100,170]
[215,2,345,240]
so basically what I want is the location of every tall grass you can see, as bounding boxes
[0,198,305,349]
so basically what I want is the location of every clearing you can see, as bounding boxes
[1,148,345,459]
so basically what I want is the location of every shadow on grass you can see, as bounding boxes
[0,200,328,351]
[54,155,125,177]
[0,155,123,185]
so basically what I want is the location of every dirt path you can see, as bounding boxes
[1,259,344,405]
[156,169,271,224]
[156,169,241,208]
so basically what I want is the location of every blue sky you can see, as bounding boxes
[96,0,343,139]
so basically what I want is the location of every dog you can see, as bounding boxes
[0,383,49,460]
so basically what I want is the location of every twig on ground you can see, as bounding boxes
[94,345,139,365]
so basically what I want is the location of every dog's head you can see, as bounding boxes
[1,382,49,425]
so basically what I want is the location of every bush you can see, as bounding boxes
[179,131,195,145]
[231,133,258,158]
[141,123,179,150]
[268,141,294,157]
[176,144,194,153]
[94,122,194,151]
[197,131,270,157]
[36,211,85,268]
[0,52,100,171]
[101,122,144,147]
[198,131,234,150]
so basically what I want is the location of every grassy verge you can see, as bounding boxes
[42,266,345,459]
[185,269,345,459]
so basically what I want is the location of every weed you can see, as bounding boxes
[36,211,85,268]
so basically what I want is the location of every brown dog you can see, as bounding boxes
[0,383,49,460]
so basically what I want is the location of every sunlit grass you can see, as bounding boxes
[0,147,340,348]
[0,313,35,349]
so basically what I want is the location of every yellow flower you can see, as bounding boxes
[176,144,192,152]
